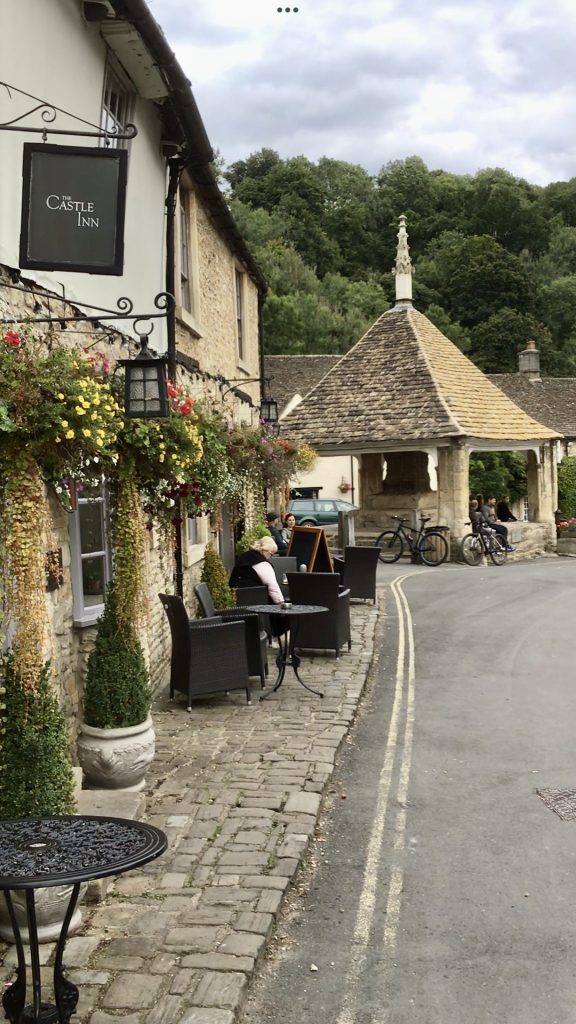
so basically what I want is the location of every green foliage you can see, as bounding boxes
[557,457,576,518]
[469,452,527,504]
[83,586,151,729]
[0,658,75,820]
[235,523,270,555]
[226,149,576,373]
[200,544,234,608]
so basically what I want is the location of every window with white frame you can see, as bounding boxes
[180,189,192,311]
[235,267,245,363]
[69,479,111,624]
[100,59,133,148]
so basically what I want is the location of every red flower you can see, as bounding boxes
[4,330,21,347]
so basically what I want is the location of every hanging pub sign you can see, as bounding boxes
[19,144,128,275]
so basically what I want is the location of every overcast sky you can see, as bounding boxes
[147,0,576,186]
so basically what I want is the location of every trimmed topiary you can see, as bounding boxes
[83,585,151,729]
[200,543,234,609]
[0,657,75,820]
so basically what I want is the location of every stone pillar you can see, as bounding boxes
[436,442,470,540]
[527,444,557,523]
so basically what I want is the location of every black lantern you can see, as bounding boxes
[120,336,169,418]
[260,396,280,435]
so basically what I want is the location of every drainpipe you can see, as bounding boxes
[166,157,184,596]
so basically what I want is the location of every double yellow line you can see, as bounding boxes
[335,574,416,1024]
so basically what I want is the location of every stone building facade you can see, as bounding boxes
[0,1,266,728]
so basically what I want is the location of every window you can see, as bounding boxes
[69,479,111,624]
[235,268,245,362]
[180,190,192,311]
[100,60,133,148]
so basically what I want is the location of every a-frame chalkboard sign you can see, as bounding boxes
[286,526,334,573]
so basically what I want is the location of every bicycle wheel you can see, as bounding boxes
[418,531,448,566]
[488,534,507,565]
[460,533,483,566]
[375,530,404,563]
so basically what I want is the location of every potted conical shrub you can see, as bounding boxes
[0,657,81,943]
[77,584,154,791]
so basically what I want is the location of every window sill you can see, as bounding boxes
[175,305,203,338]
[73,610,103,629]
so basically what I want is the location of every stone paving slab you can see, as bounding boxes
[0,600,380,1023]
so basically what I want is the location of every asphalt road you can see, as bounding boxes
[239,557,576,1024]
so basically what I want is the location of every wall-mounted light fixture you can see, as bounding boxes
[120,335,169,418]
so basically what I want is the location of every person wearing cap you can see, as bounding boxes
[265,510,288,553]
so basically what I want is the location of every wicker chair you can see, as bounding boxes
[159,593,251,709]
[286,572,351,657]
[233,586,272,641]
[270,556,298,597]
[334,546,380,604]
[194,583,268,688]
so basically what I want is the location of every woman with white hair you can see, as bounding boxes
[229,535,284,605]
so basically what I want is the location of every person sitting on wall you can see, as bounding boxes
[265,510,288,553]
[496,495,517,522]
[229,535,286,635]
[481,495,514,552]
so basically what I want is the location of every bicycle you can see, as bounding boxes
[374,515,449,566]
[459,521,507,566]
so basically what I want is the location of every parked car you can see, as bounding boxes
[287,498,358,527]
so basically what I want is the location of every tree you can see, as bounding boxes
[469,309,554,373]
[465,168,548,254]
[469,452,527,504]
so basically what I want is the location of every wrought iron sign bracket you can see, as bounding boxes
[0,82,137,143]
[0,291,174,343]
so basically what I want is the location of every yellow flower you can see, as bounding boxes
[55,436,62,444]
[65,429,75,440]
[82,428,92,438]
[95,437,103,447]
[57,392,65,400]
[159,453,165,463]
[91,412,98,421]
[93,396,100,407]
[75,406,86,416]
[60,420,68,429]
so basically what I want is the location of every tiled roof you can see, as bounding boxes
[264,355,341,414]
[281,306,559,450]
[489,374,576,438]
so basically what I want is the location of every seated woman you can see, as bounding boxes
[280,512,296,547]
[229,536,286,634]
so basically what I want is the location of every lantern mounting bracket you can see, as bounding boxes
[0,81,138,143]
[0,291,175,340]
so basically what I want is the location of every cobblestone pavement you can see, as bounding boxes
[0,600,380,1024]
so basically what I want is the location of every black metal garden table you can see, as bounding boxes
[0,814,167,1024]
[246,603,328,700]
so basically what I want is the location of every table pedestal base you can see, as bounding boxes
[2,885,80,1024]
[260,622,324,700]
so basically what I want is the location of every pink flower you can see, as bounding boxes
[4,330,21,347]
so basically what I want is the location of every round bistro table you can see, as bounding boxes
[0,815,167,1024]
[245,604,328,700]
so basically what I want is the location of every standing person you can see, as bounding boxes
[281,512,296,547]
[496,495,517,522]
[265,511,288,553]
[481,495,514,551]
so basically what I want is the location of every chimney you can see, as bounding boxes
[518,339,541,381]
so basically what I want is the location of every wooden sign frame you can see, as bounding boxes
[286,525,334,573]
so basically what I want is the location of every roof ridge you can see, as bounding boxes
[406,309,462,435]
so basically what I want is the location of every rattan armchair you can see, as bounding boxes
[335,546,380,603]
[159,593,251,709]
[194,583,268,687]
[286,572,351,658]
[270,556,298,597]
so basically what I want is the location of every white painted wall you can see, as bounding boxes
[0,0,167,347]
[290,453,360,504]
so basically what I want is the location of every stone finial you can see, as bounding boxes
[519,338,541,380]
[392,214,413,306]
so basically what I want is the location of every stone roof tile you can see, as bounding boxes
[282,306,559,449]
[489,374,576,438]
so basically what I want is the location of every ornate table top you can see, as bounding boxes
[0,815,167,889]
[245,604,328,616]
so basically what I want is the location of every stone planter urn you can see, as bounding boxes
[0,886,83,944]
[77,716,155,791]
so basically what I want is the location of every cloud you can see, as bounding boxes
[150,0,576,185]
